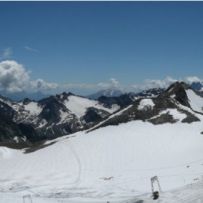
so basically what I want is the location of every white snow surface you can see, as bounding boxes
[1,118,203,202]
[138,99,155,110]
[23,102,42,115]
[151,108,187,122]
[0,147,18,159]
[58,110,74,125]
[63,95,119,118]
[186,89,203,113]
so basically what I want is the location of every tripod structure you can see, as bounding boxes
[151,176,162,200]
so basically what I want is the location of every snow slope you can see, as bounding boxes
[23,101,42,115]
[151,108,187,122]
[138,99,155,110]
[63,95,119,118]
[0,118,203,202]
[186,89,203,113]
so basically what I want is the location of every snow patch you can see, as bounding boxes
[13,136,19,143]
[138,99,155,110]
[37,119,48,128]
[158,109,187,122]
[57,110,74,124]
[23,102,42,115]
[64,95,119,118]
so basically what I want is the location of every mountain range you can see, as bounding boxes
[0,81,203,147]
[1,81,203,202]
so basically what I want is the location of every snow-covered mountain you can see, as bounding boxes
[0,92,121,144]
[93,82,202,130]
[0,81,203,146]
[190,81,203,92]
[1,81,203,202]
[0,90,48,101]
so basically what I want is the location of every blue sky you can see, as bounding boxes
[0,2,203,94]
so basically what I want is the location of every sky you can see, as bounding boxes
[0,2,203,95]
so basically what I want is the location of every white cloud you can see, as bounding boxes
[30,79,58,91]
[24,46,39,53]
[0,60,29,92]
[131,76,203,93]
[62,78,121,91]
[0,48,12,59]
[0,61,201,95]
[0,60,58,93]
[62,76,203,94]
[42,75,203,95]
[132,76,177,91]
[97,78,120,89]
[184,76,202,84]
[62,83,96,90]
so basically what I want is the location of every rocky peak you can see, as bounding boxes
[134,88,164,98]
[98,94,134,109]
[22,98,33,105]
[56,92,74,101]
[159,82,190,107]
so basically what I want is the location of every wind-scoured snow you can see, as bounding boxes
[186,89,203,113]
[63,95,119,118]
[0,119,203,202]
[138,99,155,110]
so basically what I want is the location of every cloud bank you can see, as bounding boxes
[131,76,203,92]
[61,76,203,94]
[0,60,202,94]
[132,77,177,92]
[0,60,58,93]
[97,78,120,89]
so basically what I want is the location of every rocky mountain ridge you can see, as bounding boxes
[0,81,203,146]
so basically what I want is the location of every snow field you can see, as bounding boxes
[0,120,203,201]
[23,102,42,115]
[63,95,119,118]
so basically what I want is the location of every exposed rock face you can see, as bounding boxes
[0,92,120,144]
[134,88,164,98]
[98,94,134,109]
[161,82,190,107]
[83,108,109,124]
[0,100,37,144]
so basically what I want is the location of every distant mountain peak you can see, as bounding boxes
[1,81,203,146]
[88,88,124,99]
[190,81,203,92]
[56,92,75,100]
[166,81,189,92]
[22,98,35,105]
